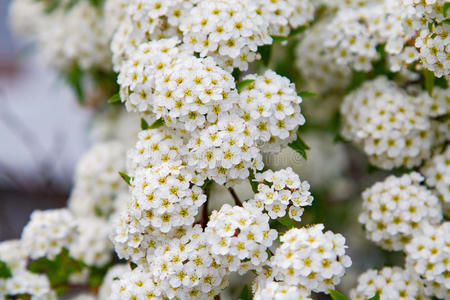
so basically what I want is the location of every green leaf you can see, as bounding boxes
[445,3,450,17]
[113,276,120,280]
[88,264,112,288]
[328,289,349,300]
[236,79,255,92]
[443,18,450,24]
[288,133,310,160]
[434,113,450,122]
[248,170,259,194]
[289,25,308,37]
[129,262,138,270]
[141,118,150,130]
[367,292,380,300]
[0,260,12,279]
[239,284,251,300]
[149,118,165,129]
[118,172,131,186]
[424,69,435,96]
[298,91,317,98]
[271,35,289,43]
[28,249,83,295]
[277,215,296,229]
[258,45,272,66]
[108,93,121,104]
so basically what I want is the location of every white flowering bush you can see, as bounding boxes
[3,0,449,299]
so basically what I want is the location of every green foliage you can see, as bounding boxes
[258,45,272,66]
[288,131,310,160]
[424,69,435,96]
[248,170,259,194]
[108,93,121,104]
[271,35,289,43]
[236,79,255,91]
[88,263,113,288]
[329,289,348,300]
[149,118,165,129]
[239,284,251,300]
[64,63,84,104]
[129,262,138,270]
[118,171,132,185]
[141,118,150,130]
[141,118,165,130]
[28,249,83,295]
[277,215,297,229]
[0,260,12,279]
[367,292,380,300]
[445,2,450,17]
[298,91,317,98]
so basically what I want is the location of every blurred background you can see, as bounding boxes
[0,0,91,240]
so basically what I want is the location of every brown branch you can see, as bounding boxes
[228,187,242,207]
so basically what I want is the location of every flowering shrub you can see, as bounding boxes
[2,0,449,299]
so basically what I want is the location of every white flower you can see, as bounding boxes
[405,222,450,299]
[21,209,78,260]
[68,140,127,218]
[359,172,442,251]
[270,224,351,293]
[350,267,427,300]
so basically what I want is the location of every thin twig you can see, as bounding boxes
[228,187,242,207]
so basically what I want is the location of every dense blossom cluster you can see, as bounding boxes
[206,203,277,273]
[341,77,439,169]
[112,226,229,299]
[68,141,127,218]
[405,222,450,299]
[0,240,56,299]
[359,172,442,251]
[10,0,112,71]
[21,209,78,260]
[401,0,449,77]
[237,70,306,153]
[421,146,450,211]
[350,267,426,300]
[68,217,113,267]
[251,167,313,221]
[253,281,312,300]
[269,225,352,294]
[7,0,450,299]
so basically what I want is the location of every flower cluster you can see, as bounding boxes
[295,20,352,94]
[250,167,313,221]
[180,0,271,71]
[68,217,113,267]
[253,280,312,300]
[350,267,426,300]
[111,226,229,300]
[421,146,450,210]
[237,70,306,153]
[0,270,56,300]
[401,0,449,77]
[21,209,78,260]
[206,203,277,273]
[269,224,352,294]
[256,0,314,37]
[359,172,442,251]
[341,77,436,169]
[68,140,127,218]
[405,222,450,299]
[0,240,56,299]
[10,0,112,71]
